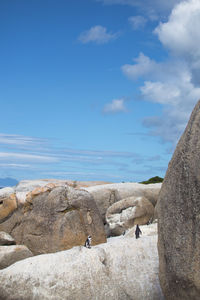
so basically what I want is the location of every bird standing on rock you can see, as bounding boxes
[135,224,142,239]
[84,235,92,248]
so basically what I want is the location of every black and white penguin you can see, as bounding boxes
[84,235,92,248]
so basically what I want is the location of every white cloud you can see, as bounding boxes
[0,152,59,163]
[0,133,47,147]
[103,98,128,113]
[128,16,147,30]
[122,52,158,80]
[155,0,200,61]
[121,0,200,146]
[78,25,119,44]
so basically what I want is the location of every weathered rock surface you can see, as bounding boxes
[0,232,16,246]
[0,234,164,300]
[14,179,110,204]
[0,185,106,255]
[0,192,17,223]
[157,100,200,300]
[0,245,33,269]
[106,196,154,236]
[84,182,161,222]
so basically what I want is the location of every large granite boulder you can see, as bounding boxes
[0,232,16,246]
[0,179,110,207]
[83,182,161,222]
[106,196,154,236]
[157,100,200,300]
[0,245,33,269]
[0,185,106,255]
[0,233,164,300]
[13,179,110,204]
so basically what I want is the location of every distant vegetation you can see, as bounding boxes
[140,176,164,184]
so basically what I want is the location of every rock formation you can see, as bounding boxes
[0,245,33,270]
[106,196,154,236]
[0,185,106,255]
[0,230,164,300]
[157,100,200,299]
[0,231,16,246]
[84,182,161,222]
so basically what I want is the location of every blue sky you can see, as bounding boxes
[0,0,200,182]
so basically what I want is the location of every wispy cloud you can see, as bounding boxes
[97,0,182,20]
[0,152,59,163]
[0,163,32,169]
[0,133,48,147]
[103,98,128,113]
[78,25,119,44]
[128,16,147,30]
[0,132,168,181]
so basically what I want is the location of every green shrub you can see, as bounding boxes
[139,176,163,184]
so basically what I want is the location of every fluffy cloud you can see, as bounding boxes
[103,98,128,113]
[122,53,158,80]
[155,0,200,85]
[128,16,147,30]
[78,25,119,44]
[122,0,200,145]
[155,0,200,60]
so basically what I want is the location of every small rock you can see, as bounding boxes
[0,231,16,246]
[0,245,33,269]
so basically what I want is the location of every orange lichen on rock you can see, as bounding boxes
[0,194,17,222]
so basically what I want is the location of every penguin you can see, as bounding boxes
[84,235,92,248]
[135,224,142,239]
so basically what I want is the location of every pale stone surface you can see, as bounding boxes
[106,196,154,236]
[0,231,16,246]
[124,222,158,238]
[0,245,33,269]
[0,234,164,300]
[157,100,200,300]
[84,182,161,222]
[15,179,110,204]
[0,187,15,199]
[0,185,106,255]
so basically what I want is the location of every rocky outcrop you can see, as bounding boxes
[0,192,17,222]
[0,233,164,300]
[0,231,16,246]
[106,196,154,236]
[0,185,106,255]
[83,182,161,222]
[0,245,33,269]
[157,100,200,300]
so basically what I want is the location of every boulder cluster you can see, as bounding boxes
[0,231,33,270]
[1,99,200,299]
[0,179,161,255]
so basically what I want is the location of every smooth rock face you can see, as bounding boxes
[157,100,200,300]
[84,182,161,222]
[0,185,106,255]
[0,234,164,300]
[0,245,33,269]
[106,196,154,236]
[14,179,110,204]
[0,232,16,246]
